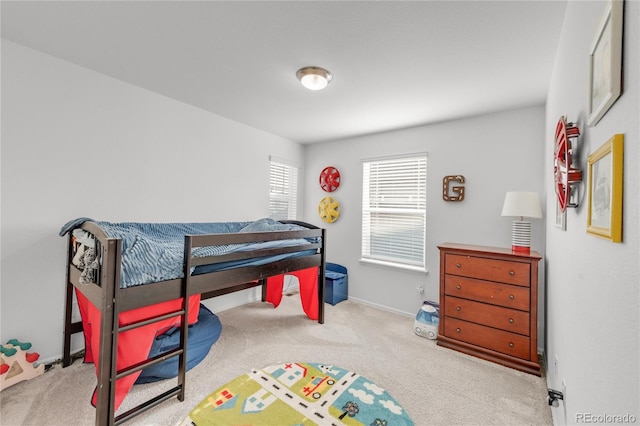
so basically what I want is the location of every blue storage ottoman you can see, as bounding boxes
[325,262,348,306]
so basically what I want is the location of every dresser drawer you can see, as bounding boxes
[444,254,530,286]
[444,275,530,310]
[444,296,530,335]
[443,317,530,359]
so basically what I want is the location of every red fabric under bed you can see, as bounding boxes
[265,267,319,320]
[75,266,318,412]
[75,289,201,411]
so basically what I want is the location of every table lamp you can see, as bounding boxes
[501,192,542,253]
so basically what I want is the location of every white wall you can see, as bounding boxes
[0,41,305,362]
[303,106,546,335]
[545,1,639,424]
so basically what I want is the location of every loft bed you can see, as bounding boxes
[60,218,326,426]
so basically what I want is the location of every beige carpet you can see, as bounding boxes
[0,294,552,425]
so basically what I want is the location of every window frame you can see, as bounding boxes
[360,153,428,273]
[268,156,300,221]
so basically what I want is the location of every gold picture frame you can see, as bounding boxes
[586,134,623,241]
[587,0,624,127]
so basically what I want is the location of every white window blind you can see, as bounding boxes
[362,154,427,269]
[269,159,299,221]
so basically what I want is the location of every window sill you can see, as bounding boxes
[359,258,428,274]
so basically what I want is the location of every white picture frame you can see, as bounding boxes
[587,0,624,127]
[555,198,566,231]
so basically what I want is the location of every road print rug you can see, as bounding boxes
[180,362,414,426]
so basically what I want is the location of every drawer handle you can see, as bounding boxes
[456,284,462,290]
[509,342,514,348]
[455,263,462,268]
[456,328,461,333]
[509,294,515,300]
[509,271,515,276]
[456,306,461,311]
[509,318,514,324]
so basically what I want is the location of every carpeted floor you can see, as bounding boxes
[0,293,552,425]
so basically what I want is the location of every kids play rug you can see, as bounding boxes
[180,362,414,426]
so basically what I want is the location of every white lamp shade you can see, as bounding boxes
[501,192,542,219]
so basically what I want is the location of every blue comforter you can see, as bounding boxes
[60,218,314,288]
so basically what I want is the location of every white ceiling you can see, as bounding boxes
[1,1,567,144]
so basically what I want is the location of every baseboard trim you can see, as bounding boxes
[346,295,414,318]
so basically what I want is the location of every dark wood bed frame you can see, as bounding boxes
[61,220,326,426]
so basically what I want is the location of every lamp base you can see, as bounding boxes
[511,245,531,254]
[511,220,532,253]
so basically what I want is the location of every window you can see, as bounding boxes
[269,157,299,220]
[361,154,427,271]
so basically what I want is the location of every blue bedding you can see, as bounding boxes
[60,218,316,288]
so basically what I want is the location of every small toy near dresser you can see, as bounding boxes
[437,243,542,375]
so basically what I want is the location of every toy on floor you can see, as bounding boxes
[0,339,45,391]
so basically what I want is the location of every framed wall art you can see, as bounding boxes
[587,0,624,127]
[586,134,623,242]
[555,199,566,231]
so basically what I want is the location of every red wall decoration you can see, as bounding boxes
[554,116,582,212]
[319,166,341,192]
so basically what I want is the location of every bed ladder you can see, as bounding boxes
[94,238,192,426]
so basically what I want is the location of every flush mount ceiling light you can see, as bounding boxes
[296,66,333,91]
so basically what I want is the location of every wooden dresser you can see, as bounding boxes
[437,243,542,375]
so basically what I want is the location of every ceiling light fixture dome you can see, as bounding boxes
[296,66,332,91]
